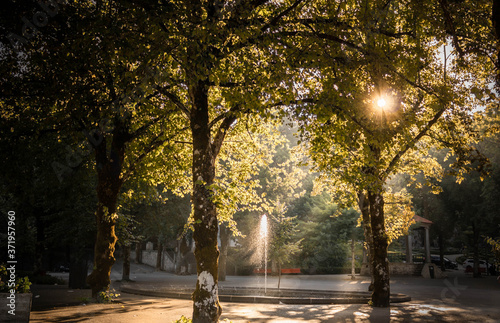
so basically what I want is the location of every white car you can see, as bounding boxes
[463,259,487,273]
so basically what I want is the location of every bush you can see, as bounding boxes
[96,289,120,303]
[173,316,233,323]
[0,264,31,293]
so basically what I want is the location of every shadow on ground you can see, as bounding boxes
[31,295,187,323]
[221,301,500,322]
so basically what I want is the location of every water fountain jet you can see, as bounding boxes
[260,214,268,294]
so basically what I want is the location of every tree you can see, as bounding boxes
[295,0,495,306]
[0,96,99,286]
[268,206,301,290]
[2,0,496,317]
[135,2,314,320]
[406,106,500,276]
[0,1,191,296]
[215,120,285,281]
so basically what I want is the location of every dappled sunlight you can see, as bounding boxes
[390,308,401,315]
[353,310,370,318]
[222,301,500,322]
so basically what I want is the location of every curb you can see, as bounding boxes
[120,286,411,305]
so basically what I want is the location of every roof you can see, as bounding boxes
[413,214,433,225]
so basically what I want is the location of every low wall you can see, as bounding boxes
[360,262,420,276]
[390,263,419,275]
[131,250,175,272]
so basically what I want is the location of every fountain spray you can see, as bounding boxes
[260,214,268,294]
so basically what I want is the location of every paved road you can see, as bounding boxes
[30,261,500,322]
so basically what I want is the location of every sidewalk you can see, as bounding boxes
[29,262,500,322]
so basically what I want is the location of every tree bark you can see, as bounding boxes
[86,128,126,297]
[219,224,230,281]
[368,190,391,307]
[351,238,356,280]
[191,80,222,323]
[135,241,142,264]
[122,244,131,281]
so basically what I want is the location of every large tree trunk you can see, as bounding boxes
[191,80,222,323]
[122,244,131,281]
[86,129,126,297]
[135,241,142,264]
[368,190,390,307]
[219,224,230,281]
[87,206,119,297]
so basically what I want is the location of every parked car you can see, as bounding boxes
[53,264,70,273]
[430,255,458,270]
[463,259,487,274]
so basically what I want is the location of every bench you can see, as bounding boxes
[280,268,301,274]
[253,268,301,274]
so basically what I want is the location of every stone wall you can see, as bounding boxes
[389,263,419,275]
[361,262,420,276]
[131,250,175,272]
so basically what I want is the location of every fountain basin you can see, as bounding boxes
[121,285,411,304]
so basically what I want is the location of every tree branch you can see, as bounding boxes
[211,105,241,157]
[157,86,190,117]
[439,0,464,58]
[384,104,448,178]
[122,126,190,182]
[261,0,304,32]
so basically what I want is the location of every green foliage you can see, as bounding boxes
[295,0,495,206]
[213,117,286,233]
[485,236,500,263]
[172,315,233,323]
[1,0,498,317]
[136,189,191,244]
[294,199,362,273]
[96,289,120,304]
[173,316,192,323]
[15,277,31,294]
[0,264,31,293]
[268,211,302,271]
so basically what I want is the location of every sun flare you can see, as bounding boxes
[377,98,387,108]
